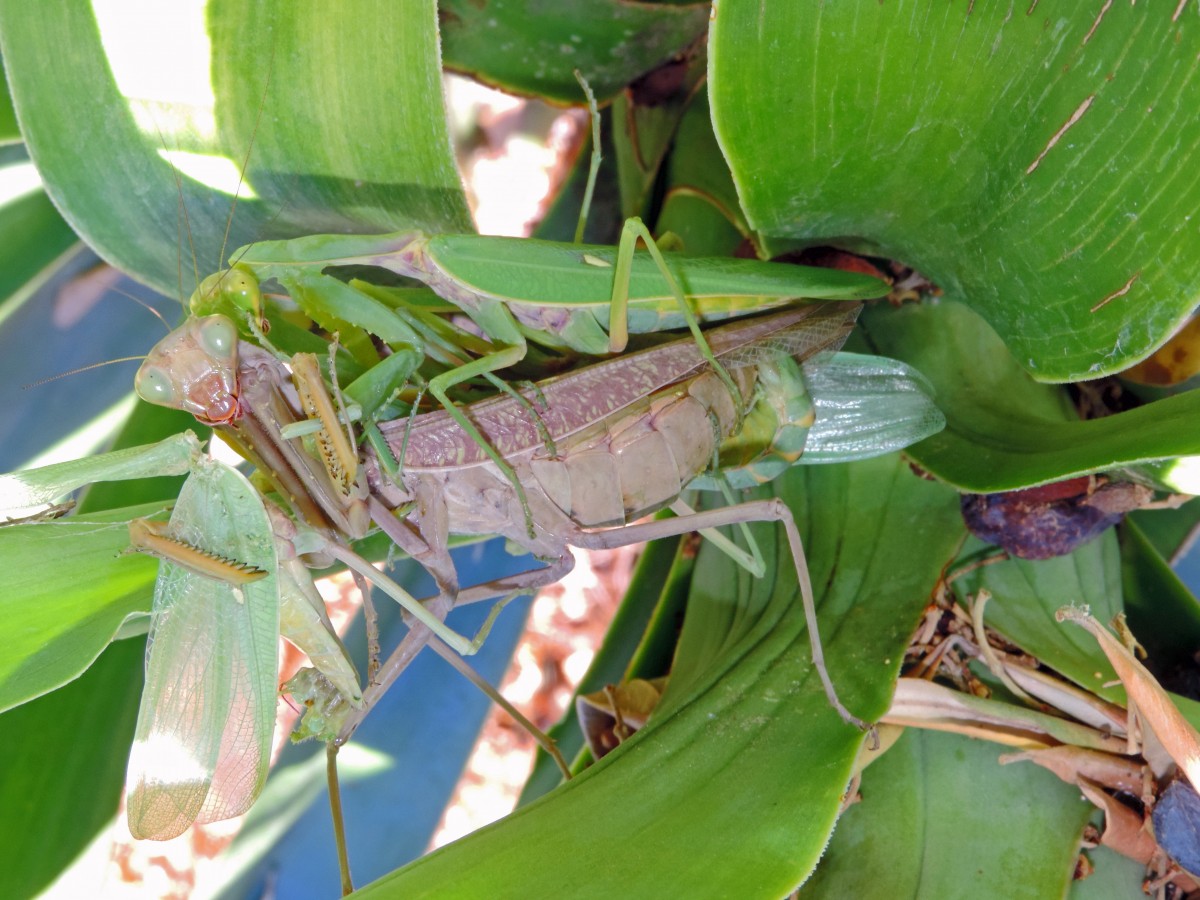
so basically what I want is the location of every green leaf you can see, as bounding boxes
[0,503,162,713]
[0,0,471,297]
[806,728,1089,898]
[0,636,143,900]
[710,3,1200,380]
[1070,847,1151,900]
[0,185,80,318]
[354,456,963,896]
[440,0,710,103]
[1129,502,1200,562]
[956,533,1123,702]
[1122,521,1200,673]
[656,91,749,257]
[610,51,706,220]
[863,301,1200,491]
[0,59,20,143]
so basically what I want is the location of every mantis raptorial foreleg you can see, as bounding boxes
[266,367,519,657]
[284,357,519,658]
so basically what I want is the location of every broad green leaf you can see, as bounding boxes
[710,3,1200,381]
[0,0,470,297]
[0,424,200,713]
[956,533,1123,703]
[0,182,79,319]
[355,456,963,896]
[610,51,706,220]
[656,90,749,257]
[0,636,143,900]
[1070,846,1152,900]
[863,301,1200,492]
[806,729,1089,898]
[440,0,710,103]
[1122,521,1200,674]
[0,59,18,143]
[1129,502,1200,563]
[0,503,163,712]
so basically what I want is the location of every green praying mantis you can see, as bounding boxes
[185,218,891,538]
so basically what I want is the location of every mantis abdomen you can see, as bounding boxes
[376,304,860,541]
[526,365,756,527]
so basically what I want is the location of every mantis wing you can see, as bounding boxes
[125,456,279,841]
[800,351,946,462]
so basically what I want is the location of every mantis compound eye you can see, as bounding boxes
[135,365,177,408]
[195,315,238,361]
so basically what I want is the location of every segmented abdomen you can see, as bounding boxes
[528,367,754,527]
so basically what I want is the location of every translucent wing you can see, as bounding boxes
[800,352,945,462]
[125,456,279,841]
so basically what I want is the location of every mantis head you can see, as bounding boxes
[189,266,266,329]
[136,314,242,425]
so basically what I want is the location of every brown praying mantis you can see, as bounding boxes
[133,298,943,760]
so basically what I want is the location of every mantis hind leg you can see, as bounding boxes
[425,346,540,539]
[427,638,572,780]
[338,541,576,734]
[568,497,867,731]
[609,218,747,422]
[669,494,766,578]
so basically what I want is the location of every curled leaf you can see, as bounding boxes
[576,676,668,759]
[999,746,1144,795]
[1056,607,1200,787]
[1075,779,1159,867]
[886,679,1127,754]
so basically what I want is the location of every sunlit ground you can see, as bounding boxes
[44,76,630,899]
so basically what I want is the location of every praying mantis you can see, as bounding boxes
[132,295,942,757]
[0,274,942,861]
[0,75,931,852]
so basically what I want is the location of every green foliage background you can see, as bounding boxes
[1,2,1199,897]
